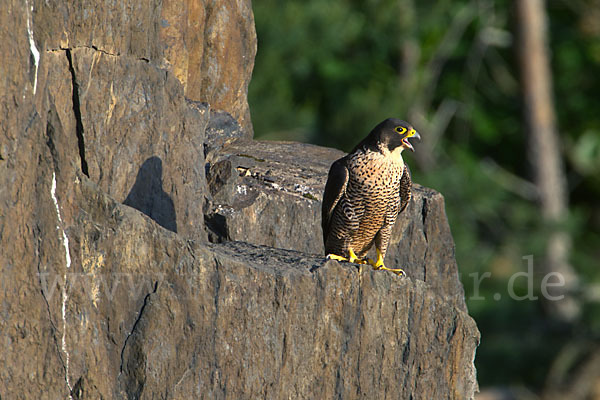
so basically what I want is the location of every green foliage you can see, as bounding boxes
[250,0,600,393]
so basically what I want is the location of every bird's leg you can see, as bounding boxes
[348,248,367,265]
[326,248,367,265]
[368,248,406,276]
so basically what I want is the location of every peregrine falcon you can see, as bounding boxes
[321,118,420,276]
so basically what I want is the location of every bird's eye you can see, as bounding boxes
[395,126,407,134]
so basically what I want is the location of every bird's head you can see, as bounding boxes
[373,118,421,153]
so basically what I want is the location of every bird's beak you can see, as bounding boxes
[403,129,421,152]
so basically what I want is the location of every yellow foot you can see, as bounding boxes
[367,249,406,277]
[348,248,367,265]
[373,264,406,276]
[326,254,348,262]
[326,249,367,265]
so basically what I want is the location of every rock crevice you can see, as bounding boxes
[65,48,89,177]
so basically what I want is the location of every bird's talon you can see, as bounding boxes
[367,250,406,276]
[326,252,367,265]
[376,266,406,277]
[367,258,380,268]
[348,249,367,265]
[390,268,406,277]
[326,254,348,262]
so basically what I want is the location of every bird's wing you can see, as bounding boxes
[399,164,412,214]
[322,157,350,246]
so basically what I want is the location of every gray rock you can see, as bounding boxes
[160,0,257,136]
[204,140,344,250]
[70,46,209,240]
[37,175,479,399]
[204,107,248,157]
[33,0,256,136]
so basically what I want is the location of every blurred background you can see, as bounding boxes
[248,0,600,398]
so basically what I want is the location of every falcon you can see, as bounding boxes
[321,118,420,276]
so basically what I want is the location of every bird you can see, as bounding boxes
[321,118,420,276]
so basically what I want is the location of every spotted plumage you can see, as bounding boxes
[321,118,420,276]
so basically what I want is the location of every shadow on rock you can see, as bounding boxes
[124,156,177,233]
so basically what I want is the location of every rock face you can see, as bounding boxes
[32,0,256,137]
[0,0,479,399]
[160,0,257,136]
[204,140,343,254]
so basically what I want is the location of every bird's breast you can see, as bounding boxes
[347,151,404,190]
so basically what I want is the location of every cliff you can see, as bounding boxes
[0,0,479,399]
